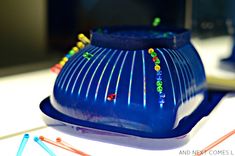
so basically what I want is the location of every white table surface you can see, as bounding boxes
[0,36,235,156]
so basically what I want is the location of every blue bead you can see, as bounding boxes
[159,98,165,104]
[159,93,166,98]
[157,70,162,76]
[66,54,71,58]
[156,75,162,81]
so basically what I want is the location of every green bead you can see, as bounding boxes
[150,52,157,57]
[155,58,160,64]
[163,33,168,37]
[69,50,75,55]
[157,86,163,93]
[156,80,162,86]
[83,52,93,60]
[152,17,161,27]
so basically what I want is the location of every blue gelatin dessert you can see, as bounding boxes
[40,26,225,149]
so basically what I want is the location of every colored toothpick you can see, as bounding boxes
[195,129,235,156]
[40,136,90,156]
[56,137,90,156]
[16,134,29,156]
[34,136,56,156]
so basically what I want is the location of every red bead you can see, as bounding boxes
[107,94,116,101]
[152,56,158,62]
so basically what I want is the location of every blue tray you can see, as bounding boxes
[40,90,226,149]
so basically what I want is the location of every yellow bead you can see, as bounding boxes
[154,65,161,71]
[78,33,90,44]
[72,47,79,52]
[59,60,66,66]
[148,48,154,54]
[62,57,68,62]
[77,42,85,49]
[78,33,85,39]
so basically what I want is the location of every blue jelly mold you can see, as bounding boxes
[40,26,226,149]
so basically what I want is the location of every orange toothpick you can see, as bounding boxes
[39,136,90,156]
[56,137,90,156]
[195,129,235,156]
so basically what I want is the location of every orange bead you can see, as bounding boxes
[55,64,62,69]
[50,67,61,74]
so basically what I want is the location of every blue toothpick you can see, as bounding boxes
[34,136,56,156]
[16,134,30,156]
